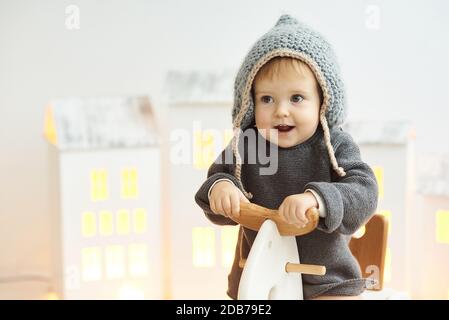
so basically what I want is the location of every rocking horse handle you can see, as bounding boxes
[239,202,278,217]
[240,202,319,222]
[235,202,320,236]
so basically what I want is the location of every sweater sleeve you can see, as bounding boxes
[304,129,379,235]
[194,143,243,226]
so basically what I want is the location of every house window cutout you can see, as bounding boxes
[192,227,215,267]
[223,129,233,148]
[105,245,125,279]
[372,166,384,200]
[221,226,239,268]
[133,208,147,234]
[194,130,216,170]
[90,169,108,201]
[43,104,57,145]
[194,130,233,170]
[99,210,113,236]
[117,209,131,235]
[128,244,148,277]
[82,247,102,281]
[436,210,449,244]
[121,168,139,199]
[82,211,96,237]
[118,284,145,300]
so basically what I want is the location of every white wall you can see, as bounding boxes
[1,0,448,298]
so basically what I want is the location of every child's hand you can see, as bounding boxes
[278,192,319,227]
[209,181,250,218]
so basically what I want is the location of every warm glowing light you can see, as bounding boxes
[45,292,59,300]
[378,210,392,235]
[118,284,145,300]
[384,247,391,283]
[194,130,233,170]
[43,105,57,145]
[90,169,108,201]
[117,209,130,235]
[221,226,239,267]
[128,244,148,277]
[372,166,384,200]
[194,130,216,170]
[121,168,139,199]
[82,212,96,237]
[133,208,147,234]
[353,225,366,239]
[192,227,215,267]
[223,129,233,147]
[436,210,449,244]
[99,210,113,236]
[105,245,125,279]
[82,247,102,281]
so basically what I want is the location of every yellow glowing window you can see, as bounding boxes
[118,284,145,300]
[82,247,102,281]
[436,210,449,244]
[43,105,57,145]
[192,227,215,267]
[128,244,148,277]
[194,130,217,170]
[223,129,234,147]
[384,247,391,283]
[82,212,96,237]
[378,210,392,235]
[45,292,59,300]
[221,226,239,268]
[121,168,139,199]
[105,245,125,279]
[99,211,113,236]
[117,209,130,235]
[90,169,108,201]
[372,166,384,200]
[133,208,147,234]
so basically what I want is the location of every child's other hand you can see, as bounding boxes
[278,192,318,227]
[209,181,250,218]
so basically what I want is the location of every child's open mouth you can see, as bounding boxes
[274,124,295,133]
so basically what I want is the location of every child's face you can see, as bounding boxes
[253,63,321,148]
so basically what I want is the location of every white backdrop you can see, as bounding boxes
[1,0,448,298]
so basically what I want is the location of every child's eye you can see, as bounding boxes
[261,96,273,104]
[291,94,304,103]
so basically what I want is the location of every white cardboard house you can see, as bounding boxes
[413,154,449,299]
[44,96,162,299]
[344,121,416,295]
[165,71,239,299]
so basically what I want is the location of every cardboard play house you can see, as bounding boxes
[44,96,162,299]
[344,121,416,294]
[165,70,239,299]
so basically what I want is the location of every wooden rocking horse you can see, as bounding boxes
[231,202,388,300]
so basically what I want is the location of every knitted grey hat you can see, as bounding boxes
[231,14,347,199]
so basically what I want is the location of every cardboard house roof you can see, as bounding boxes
[417,154,449,197]
[343,121,415,145]
[44,96,158,150]
[164,70,234,104]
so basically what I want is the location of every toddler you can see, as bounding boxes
[195,14,378,299]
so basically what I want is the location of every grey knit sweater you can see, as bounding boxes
[194,124,379,299]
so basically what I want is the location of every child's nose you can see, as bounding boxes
[275,102,290,118]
